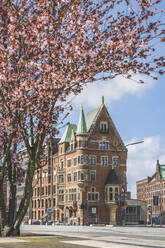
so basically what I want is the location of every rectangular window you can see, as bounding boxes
[78,155,85,164]
[49,199,51,207]
[90,171,96,181]
[74,172,77,182]
[59,174,64,184]
[74,157,77,166]
[48,185,51,195]
[101,156,108,166]
[59,189,64,202]
[67,159,72,167]
[48,175,51,184]
[100,142,109,150]
[112,156,120,167]
[60,160,64,168]
[70,143,74,151]
[100,121,108,133]
[89,156,96,165]
[37,187,40,196]
[115,187,118,200]
[67,173,72,183]
[81,155,84,164]
[53,185,56,194]
[88,193,99,201]
[78,171,85,181]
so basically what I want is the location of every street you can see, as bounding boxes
[21,224,165,248]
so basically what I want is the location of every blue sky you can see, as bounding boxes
[59,73,165,198]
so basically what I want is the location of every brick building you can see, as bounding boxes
[31,100,128,225]
[136,160,165,223]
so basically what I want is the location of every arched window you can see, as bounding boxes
[109,187,113,201]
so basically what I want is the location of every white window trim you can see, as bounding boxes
[101,156,108,166]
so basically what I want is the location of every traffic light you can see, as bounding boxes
[153,196,159,206]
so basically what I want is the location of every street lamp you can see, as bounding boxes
[117,140,144,225]
[125,141,144,147]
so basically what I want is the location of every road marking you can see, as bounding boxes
[62,239,165,248]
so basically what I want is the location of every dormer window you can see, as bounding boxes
[100,121,108,133]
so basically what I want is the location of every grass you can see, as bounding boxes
[1,236,91,248]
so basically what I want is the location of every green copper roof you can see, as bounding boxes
[77,107,87,135]
[59,124,77,144]
[149,177,156,184]
[160,165,165,179]
[86,107,100,131]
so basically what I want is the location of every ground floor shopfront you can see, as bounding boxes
[31,202,120,225]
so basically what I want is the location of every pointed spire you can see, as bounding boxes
[102,96,104,105]
[77,107,87,135]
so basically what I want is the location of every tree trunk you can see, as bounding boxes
[0,225,20,237]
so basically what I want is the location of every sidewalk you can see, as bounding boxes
[0,237,28,243]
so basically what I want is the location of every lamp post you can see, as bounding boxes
[117,140,144,225]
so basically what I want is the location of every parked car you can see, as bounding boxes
[47,221,53,225]
[40,221,46,225]
[31,219,40,225]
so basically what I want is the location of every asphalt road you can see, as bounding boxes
[21,224,165,248]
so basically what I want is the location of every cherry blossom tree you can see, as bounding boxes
[0,0,164,236]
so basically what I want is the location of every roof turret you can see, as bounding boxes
[59,124,77,144]
[105,169,119,185]
[76,107,87,135]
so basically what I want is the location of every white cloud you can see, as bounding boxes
[126,136,165,198]
[71,74,156,108]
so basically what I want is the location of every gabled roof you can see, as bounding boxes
[86,107,100,132]
[86,103,125,147]
[77,107,87,135]
[59,102,125,146]
[59,124,77,144]
[105,169,119,185]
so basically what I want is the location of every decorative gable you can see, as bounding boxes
[86,103,125,150]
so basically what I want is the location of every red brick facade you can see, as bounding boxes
[136,160,165,223]
[31,103,128,225]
